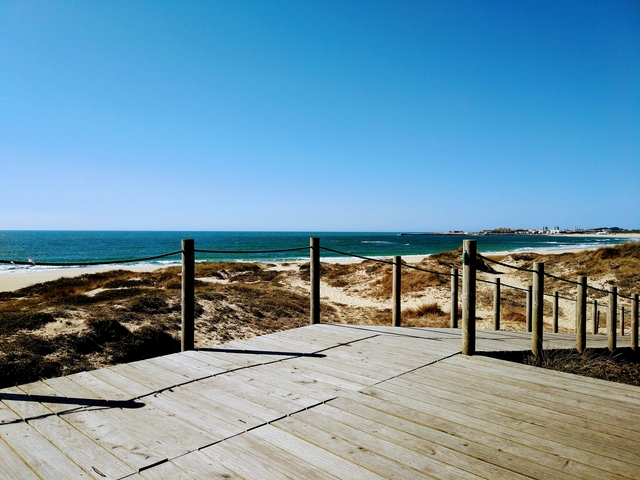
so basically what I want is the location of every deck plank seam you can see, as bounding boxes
[149,395,343,473]
[370,351,463,387]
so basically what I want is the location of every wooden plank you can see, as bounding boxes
[329,394,578,479]
[298,324,382,344]
[169,450,242,479]
[231,362,339,402]
[390,370,640,463]
[61,408,167,471]
[145,356,212,381]
[110,361,190,392]
[290,354,382,386]
[252,424,388,479]
[457,354,640,403]
[140,460,195,479]
[408,361,640,446]
[272,415,434,479]
[195,348,286,369]
[473,354,640,399]
[0,434,41,480]
[256,329,341,349]
[184,378,285,423]
[355,385,624,479]
[29,414,136,479]
[66,370,142,404]
[180,350,241,370]
[87,407,189,461]
[226,334,326,355]
[89,367,155,398]
[11,382,69,416]
[114,397,216,452]
[323,341,426,371]
[199,438,291,479]
[212,429,340,480]
[205,368,329,413]
[0,416,90,479]
[256,359,368,394]
[292,406,487,479]
[438,358,640,428]
[152,383,267,432]
[160,352,227,375]
[142,389,243,440]
[313,402,530,480]
[370,381,636,478]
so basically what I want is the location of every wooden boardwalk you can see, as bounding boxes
[1,324,639,479]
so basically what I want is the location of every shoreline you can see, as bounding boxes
[0,241,631,293]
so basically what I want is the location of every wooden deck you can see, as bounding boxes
[1,324,639,479]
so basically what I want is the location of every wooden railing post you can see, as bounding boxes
[608,285,617,352]
[576,276,587,354]
[392,256,402,327]
[462,240,476,355]
[621,306,625,336]
[310,237,320,325]
[552,291,559,333]
[632,294,638,352]
[450,268,459,328]
[181,239,195,352]
[532,262,544,357]
[525,285,532,333]
[592,299,598,334]
[493,278,500,331]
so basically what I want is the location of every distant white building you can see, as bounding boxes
[550,226,560,234]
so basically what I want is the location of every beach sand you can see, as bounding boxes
[0,265,162,293]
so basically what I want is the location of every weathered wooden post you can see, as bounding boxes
[493,278,500,331]
[462,240,476,356]
[621,306,625,336]
[181,239,195,351]
[552,291,559,333]
[532,262,544,357]
[592,299,598,334]
[608,285,617,352]
[525,285,532,333]
[576,276,587,354]
[392,256,402,327]
[310,237,320,325]
[632,294,638,352]
[450,268,459,328]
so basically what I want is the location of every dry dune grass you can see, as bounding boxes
[0,242,638,388]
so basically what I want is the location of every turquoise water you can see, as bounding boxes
[0,231,635,273]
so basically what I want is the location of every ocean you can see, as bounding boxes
[0,231,635,273]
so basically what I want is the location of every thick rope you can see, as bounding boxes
[400,261,452,277]
[318,247,395,266]
[194,246,309,255]
[0,250,182,267]
[477,254,535,273]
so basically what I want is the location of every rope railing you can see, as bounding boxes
[194,246,309,255]
[477,254,535,273]
[543,271,582,286]
[3,236,637,357]
[399,261,453,277]
[477,276,529,293]
[0,250,183,267]
[318,246,395,266]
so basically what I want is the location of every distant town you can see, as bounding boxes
[400,227,638,236]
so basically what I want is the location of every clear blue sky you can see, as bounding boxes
[1,0,638,231]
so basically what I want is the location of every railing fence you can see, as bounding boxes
[2,237,638,358]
